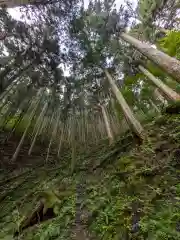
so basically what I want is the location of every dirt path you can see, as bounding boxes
[71,171,95,240]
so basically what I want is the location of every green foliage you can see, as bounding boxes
[1,113,180,239]
[158,31,180,58]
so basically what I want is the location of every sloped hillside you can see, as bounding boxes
[0,111,180,240]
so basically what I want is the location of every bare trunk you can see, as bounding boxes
[120,32,180,83]
[46,109,60,162]
[107,104,120,135]
[57,123,64,157]
[149,99,160,113]
[71,115,76,173]
[100,104,114,144]
[11,88,44,162]
[4,97,32,144]
[105,69,144,139]
[139,65,180,101]
[91,114,98,143]
[28,103,48,155]
[42,110,55,142]
[38,117,47,137]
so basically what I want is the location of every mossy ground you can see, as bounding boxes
[0,112,180,239]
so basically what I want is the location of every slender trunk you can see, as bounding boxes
[111,98,121,131]
[105,69,144,139]
[100,114,107,138]
[28,103,48,155]
[42,110,55,142]
[30,101,49,139]
[46,109,60,162]
[120,32,180,83]
[83,111,88,147]
[139,65,180,101]
[4,96,32,143]
[0,81,29,127]
[67,116,71,145]
[57,123,64,157]
[149,99,160,113]
[100,104,114,144]
[64,120,69,146]
[107,104,119,135]
[71,115,76,173]
[38,117,47,137]
[91,113,98,143]
[11,88,44,162]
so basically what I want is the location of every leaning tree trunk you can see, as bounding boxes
[105,69,144,139]
[3,92,33,144]
[57,123,64,157]
[28,102,48,155]
[100,104,114,144]
[11,88,44,162]
[46,109,61,162]
[138,65,180,101]
[120,33,180,83]
[149,99,160,113]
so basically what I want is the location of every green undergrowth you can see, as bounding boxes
[0,112,180,239]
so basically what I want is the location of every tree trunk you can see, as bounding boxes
[11,88,44,162]
[70,114,76,173]
[149,99,160,113]
[46,109,60,162]
[28,103,48,155]
[139,65,180,101]
[3,96,32,144]
[100,104,114,144]
[120,32,180,83]
[105,69,144,139]
[57,123,64,157]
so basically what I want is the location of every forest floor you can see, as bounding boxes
[0,109,180,239]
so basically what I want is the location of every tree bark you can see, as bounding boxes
[46,109,60,162]
[11,88,44,162]
[139,65,180,101]
[120,32,180,83]
[149,99,160,113]
[105,69,144,139]
[57,123,64,157]
[28,102,48,155]
[100,104,114,144]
